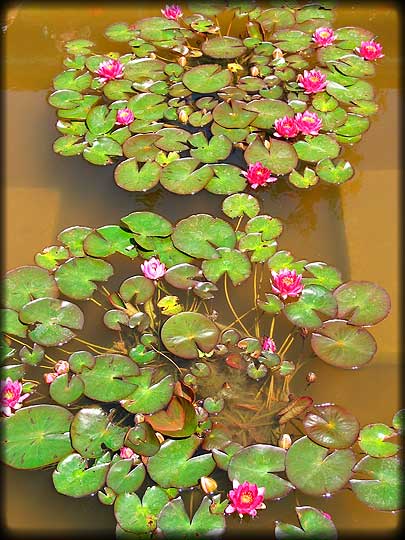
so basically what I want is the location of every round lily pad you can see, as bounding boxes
[145,396,197,438]
[358,424,399,458]
[106,459,146,495]
[120,371,174,414]
[286,436,356,496]
[103,309,129,330]
[245,99,294,129]
[119,275,155,304]
[228,444,293,500]
[53,452,110,498]
[123,134,160,161]
[1,308,27,338]
[311,319,377,369]
[222,193,260,218]
[55,257,113,300]
[333,281,391,326]
[83,225,137,259]
[114,488,170,535]
[294,135,340,163]
[205,164,247,195]
[121,211,172,237]
[161,312,219,359]
[202,36,246,58]
[303,404,360,449]
[49,373,84,406]
[57,226,92,257]
[183,64,233,94]
[3,266,59,312]
[303,262,343,291]
[164,264,201,289]
[213,100,257,129]
[114,158,161,192]
[316,159,354,184]
[284,285,337,329]
[1,404,73,469]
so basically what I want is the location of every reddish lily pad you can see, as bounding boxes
[333,281,391,326]
[119,275,155,304]
[311,320,377,369]
[145,396,197,438]
[202,36,246,59]
[303,404,360,449]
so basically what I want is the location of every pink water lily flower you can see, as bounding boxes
[141,257,167,280]
[116,108,134,126]
[274,116,300,139]
[44,372,58,384]
[297,69,327,94]
[271,269,303,300]
[1,378,30,416]
[120,446,135,459]
[312,27,336,47]
[225,480,266,518]
[356,40,384,61]
[161,4,183,20]
[242,162,277,189]
[262,337,276,353]
[54,360,70,375]
[95,59,125,84]
[295,111,322,135]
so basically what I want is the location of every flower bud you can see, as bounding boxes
[178,109,188,123]
[155,432,165,444]
[306,371,317,384]
[54,360,70,375]
[149,52,157,60]
[200,476,218,494]
[273,47,284,60]
[178,56,187,67]
[278,433,292,450]
[250,65,260,77]
[264,139,271,150]
[135,413,145,424]
[120,446,134,459]
[44,372,58,384]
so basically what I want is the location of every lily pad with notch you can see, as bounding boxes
[275,506,337,540]
[160,158,214,195]
[55,257,113,300]
[53,452,111,498]
[284,285,337,329]
[303,404,360,449]
[333,281,391,326]
[120,370,174,414]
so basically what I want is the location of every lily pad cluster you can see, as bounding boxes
[2,196,400,538]
[48,1,381,194]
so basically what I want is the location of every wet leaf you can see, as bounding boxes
[53,452,110,498]
[316,159,354,184]
[145,396,198,438]
[392,409,405,434]
[160,158,214,194]
[333,281,391,326]
[222,193,260,218]
[125,423,160,457]
[57,226,92,257]
[164,264,201,290]
[202,248,251,286]
[35,245,70,271]
[84,225,137,258]
[205,164,247,195]
[326,80,374,104]
[203,36,246,59]
[1,404,73,469]
[358,424,399,458]
[275,506,337,540]
[284,285,337,329]
[289,168,318,188]
[246,99,294,129]
[190,133,232,164]
[183,64,233,93]
[303,262,343,290]
[119,275,155,304]
[107,459,146,495]
[129,344,156,365]
[83,137,123,165]
[19,343,44,366]
[303,404,360,449]
[294,135,340,163]
[49,373,84,406]
[3,266,59,312]
[258,293,284,315]
[55,257,113,300]
[122,211,172,237]
[1,308,27,338]
[120,371,174,414]
[286,436,355,496]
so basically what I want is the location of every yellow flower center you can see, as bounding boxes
[310,75,319,82]
[366,45,376,52]
[320,31,330,38]
[4,390,14,400]
[240,492,254,504]
[282,277,294,286]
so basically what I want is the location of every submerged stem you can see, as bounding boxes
[149,345,182,374]
[224,274,251,336]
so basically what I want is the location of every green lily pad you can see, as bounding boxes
[222,193,260,218]
[125,423,160,457]
[55,256,113,300]
[1,308,27,338]
[1,404,73,469]
[2,364,25,381]
[19,343,44,366]
[57,226,92,257]
[190,133,232,164]
[333,281,391,326]
[104,79,135,100]
[105,22,137,42]
[83,225,137,258]
[275,506,337,540]
[284,285,337,329]
[124,58,167,84]
[155,128,190,152]
[161,312,219,360]
[158,496,225,539]
[268,250,307,274]
[212,442,243,471]
[246,215,283,240]
[122,134,160,161]
[53,452,110,498]
[120,371,174,414]
[83,137,123,165]
[213,100,257,129]
[303,404,360,449]
[303,262,343,290]
[65,38,94,55]
[172,214,235,259]
[146,396,198,438]
[147,435,215,488]
[68,350,95,373]
[258,293,284,315]
[49,373,84,406]
[122,211,172,237]
[79,354,140,402]
[19,297,84,347]
[139,237,192,268]
[119,275,155,304]
[183,64,233,94]
[245,99,294,129]
[58,95,100,121]
[71,406,127,458]
[160,158,214,194]
[202,36,246,58]
[3,266,59,311]
[205,164,247,195]
[315,159,354,184]
[311,320,377,369]
[202,248,251,286]
[128,93,168,122]
[358,424,399,458]
[289,168,318,188]
[286,436,356,496]
[335,114,370,138]
[256,8,295,31]
[228,444,293,500]
[48,89,83,109]
[35,245,70,271]
[294,135,340,163]
[114,487,170,535]
[129,344,156,365]
[334,26,374,49]
[350,456,402,511]
[103,310,129,330]
[86,105,116,135]
[274,29,312,52]
[53,135,87,157]
[211,123,249,143]
[392,409,405,433]
[326,80,374,104]
[312,93,338,113]
[245,136,298,175]
[107,459,146,495]
[164,264,201,289]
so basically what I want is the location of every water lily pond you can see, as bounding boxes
[2,2,401,539]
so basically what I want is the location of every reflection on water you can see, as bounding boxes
[3,2,401,538]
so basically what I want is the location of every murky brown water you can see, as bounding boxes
[3,1,401,538]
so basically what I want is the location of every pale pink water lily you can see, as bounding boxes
[120,446,135,459]
[225,480,266,518]
[356,40,384,61]
[261,337,276,353]
[116,108,134,126]
[297,69,327,94]
[242,162,277,189]
[141,257,167,280]
[44,372,58,384]
[161,4,183,20]
[1,378,30,416]
[274,115,300,139]
[54,360,70,375]
[312,27,336,47]
[95,59,125,84]
[271,269,303,300]
[295,111,322,135]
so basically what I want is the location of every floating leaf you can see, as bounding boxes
[83,137,123,165]
[202,247,251,286]
[105,22,137,42]
[68,350,95,373]
[122,211,172,237]
[19,343,44,366]
[55,257,113,300]
[107,459,146,495]
[1,308,27,338]
[294,135,340,163]
[147,435,215,488]
[160,158,214,194]
[103,310,129,330]
[303,404,360,449]
[333,281,391,326]
[123,134,160,161]
[284,285,337,329]
[350,456,402,511]
[120,371,174,414]
[53,135,87,157]
[311,319,377,369]
[326,80,374,104]
[213,100,257,129]
[245,136,298,175]
[84,225,137,258]
[206,164,247,195]
[57,226,92,257]
[392,409,405,434]
[125,423,160,457]
[35,245,69,271]
[145,396,198,438]
[358,424,399,458]
[286,436,356,496]
[228,444,293,500]
[258,293,284,315]
[119,275,155,304]
[316,159,354,184]
[3,266,58,311]
[222,193,260,218]
[303,262,343,291]
[164,264,201,290]
[246,99,294,129]
[161,312,219,359]
[1,405,73,469]
[114,158,161,192]
[115,487,170,535]
[289,167,318,188]
[49,373,84,406]
[278,396,314,426]
[203,36,246,58]
[275,506,337,540]
[53,452,110,498]
[183,64,233,93]
[268,251,307,273]
[190,133,232,164]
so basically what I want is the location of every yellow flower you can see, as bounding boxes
[227,62,243,73]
